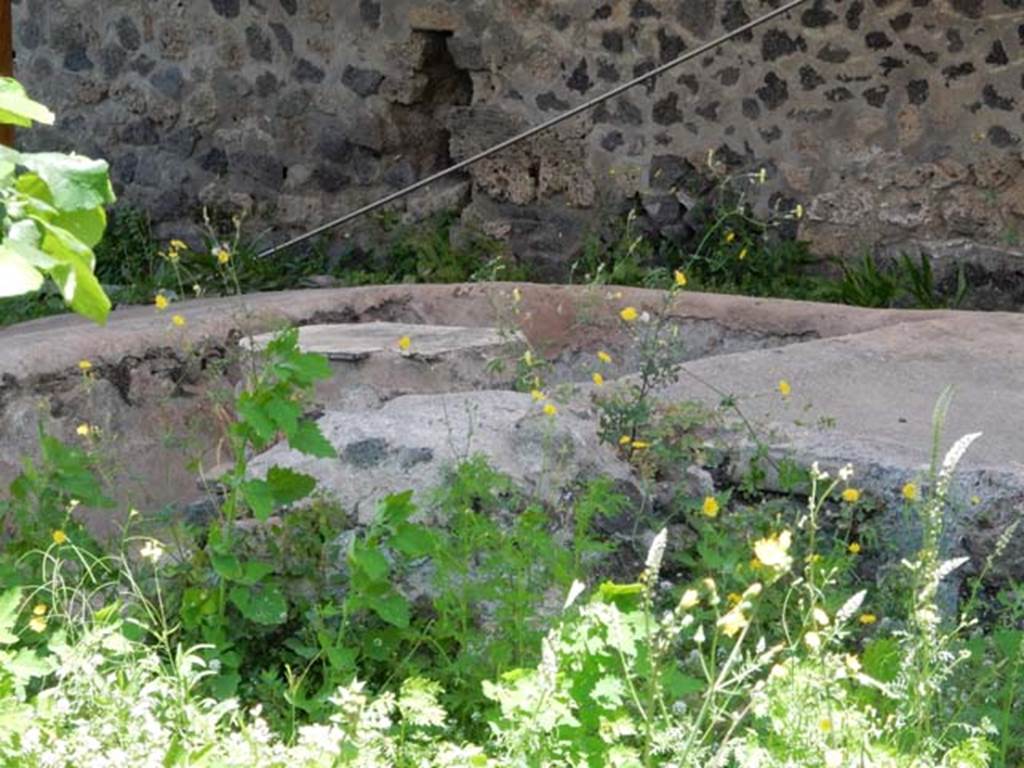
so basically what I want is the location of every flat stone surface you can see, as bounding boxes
[246,321,519,361]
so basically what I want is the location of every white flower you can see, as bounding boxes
[838,464,854,482]
[140,539,164,564]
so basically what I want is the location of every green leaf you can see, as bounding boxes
[265,398,301,438]
[391,522,434,559]
[0,245,44,298]
[369,593,410,629]
[288,420,336,459]
[377,491,416,526]
[266,466,316,506]
[236,397,277,446]
[240,479,274,521]
[53,206,108,249]
[19,151,116,211]
[0,589,21,645]
[350,544,390,583]
[210,552,243,582]
[32,218,111,324]
[240,561,275,586]
[0,78,55,127]
[229,585,288,625]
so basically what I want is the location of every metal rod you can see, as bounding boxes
[259,0,811,259]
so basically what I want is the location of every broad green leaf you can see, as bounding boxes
[0,78,54,127]
[0,245,44,298]
[32,218,111,324]
[240,479,274,521]
[53,206,107,248]
[288,420,337,458]
[377,491,416,526]
[19,151,115,211]
[350,544,390,583]
[210,552,243,582]
[265,398,300,437]
[0,589,21,644]
[266,466,316,506]
[240,561,275,586]
[390,522,434,558]
[229,585,288,625]
[236,396,277,445]
[369,593,410,629]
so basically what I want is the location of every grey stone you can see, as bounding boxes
[247,390,637,522]
[246,25,274,63]
[151,66,185,100]
[293,58,325,84]
[211,0,241,19]
[269,22,293,55]
[341,65,384,97]
[115,16,141,51]
[64,46,94,72]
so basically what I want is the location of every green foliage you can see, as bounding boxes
[0,78,114,324]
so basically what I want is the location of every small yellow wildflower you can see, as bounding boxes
[717,607,748,638]
[216,247,231,265]
[724,231,736,243]
[32,604,47,617]
[531,389,546,402]
[673,270,687,288]
[701,496,720,519]
[841,488,861,503]
[793,203,805,220]
[154,294,170,311]
[397,336,412,352]
[75,423,93,437]
[970,495,981,506]
[750,557,763,570]
[543,403,558,417]
[738,247,748,261]
[756,167,767,185]
[753,530,793,571]
[818,717,833,733]
[619,435,632,446]
[52,530,68,545]
[631,440,650,450]
[597,351,612,365]
[727,592,742,606]
[28,616,47,633]
[858,613,877,625]
[902,482,919,501]
[848,542,862,555]
[592,372,605,387]
[523,350,534,366]
[678,589,699,610]
[170,239,188,252]
[171,314,186,328]
[165,249,180,264]
[512,287,522,304]
[619,306,638,322]
[778,379,792,397]
[78,359,93,372]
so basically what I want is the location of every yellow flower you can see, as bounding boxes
[52,530,68,545]
[32,604,47,617]
[841,488,861,503]
[970,495,981,506]
[28,616,47,633]
[902,482,919,501]
[512,287,522,304]
[848,542,861,555]
[76,423,93,437]
[171,314,186,328]
[631,440,650,450]
[818,717,833,733]
[154,294,170,311]
[170,239,188,252]
[673,270,687,288]
[78,359,92,372]
[724,231,736,243]
[753,531,793,571]
[592,372,604,386]
[750,557,763,570]
[738,247,748,261]
[701,496,720,518]
[543,403,558,417]
[619,435,632,446]
[679,588,700,610]
[619,306,638,322]
[717,607,748,638]
[794,203,805,220]
[727,592,742,606]
[216,247,231,265]
[397,336,412,351]
[778,379,792,397]
[756,168,767,185]
[531,389,546,402]
[523,350,534,366]
[858,613,877,625]
[597,351,612,365]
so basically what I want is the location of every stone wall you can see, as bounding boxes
[13,0,1024,278]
